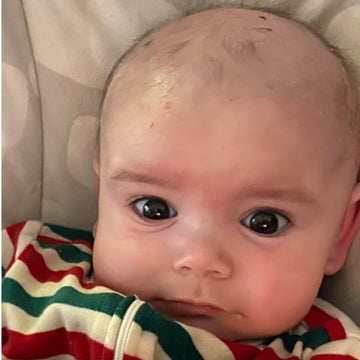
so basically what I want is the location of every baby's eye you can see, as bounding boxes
[241,209,290,236]
[132,197,177,221]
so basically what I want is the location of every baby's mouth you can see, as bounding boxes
[150,298,222,317]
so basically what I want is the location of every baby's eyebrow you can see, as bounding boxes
[110,169,172,188]
[110,169,318,205]
[240,186,318,205]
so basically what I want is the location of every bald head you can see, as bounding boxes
[100,7,359,176]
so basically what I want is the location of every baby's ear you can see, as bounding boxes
[325,183,360,275]
[93,157,100,196]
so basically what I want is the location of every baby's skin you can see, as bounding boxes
[92,8,360,341]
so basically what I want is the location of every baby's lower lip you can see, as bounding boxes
[150,299,222,317]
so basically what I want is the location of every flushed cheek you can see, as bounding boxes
[93,232,170,296]
[94,251,155,297]
[248,265,322,326]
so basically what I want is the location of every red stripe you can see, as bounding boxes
[6,221,27,248]
[4,221,27,272]
[38,234,93,250]
[221,339,261,359]
[255,347,299,360]
[323,319,347,342]
[305,306,346,341]
[18,244,97,289]
[123,355,145,360]
[305,306,336,328]
[222,340,301,360]
[2,327,113,360]
[312,355,357,360]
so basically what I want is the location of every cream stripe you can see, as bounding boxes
[116,300,145,360]
[126,324,155,360]
[15,221,43,258]
[122,321,170,360]
[7,260,115,297]
[313,298,360,336]
[40,225,93,255]
[103,303,122,354]
[177,322,236,360]
[31,240,91,272]
[266,337,293,358]
[3,302,113,344]
[2,221,76,270]
[309,337,360,358]
[153,342,172,360]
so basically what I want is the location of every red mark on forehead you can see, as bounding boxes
[164,101,173,110]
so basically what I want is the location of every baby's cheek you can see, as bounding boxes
[93,239,127,289]
[93,240,154,297]
[93,256,135,295]
[245,263,320,321]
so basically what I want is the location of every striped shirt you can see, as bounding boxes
[2,220,360,360]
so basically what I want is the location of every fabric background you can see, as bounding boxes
[2,0,360,325]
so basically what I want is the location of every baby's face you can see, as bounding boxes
[93,86,357,341]
[93,9,360,340]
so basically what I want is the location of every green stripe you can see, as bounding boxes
[37,240,92,264]
[45,223,94,244]
[134,304,205,360]
[280,327,330,352]
[2,277,130,317]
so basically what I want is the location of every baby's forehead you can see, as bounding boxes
[109,8,352,109]
[101,8,358,168]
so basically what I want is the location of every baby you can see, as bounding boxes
[3,6,360,360]
[93,5,360,338]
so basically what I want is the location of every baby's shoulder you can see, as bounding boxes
[2,220,94,276]
[3,220,93,246]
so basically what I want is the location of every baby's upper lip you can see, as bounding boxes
[150,298,223,317]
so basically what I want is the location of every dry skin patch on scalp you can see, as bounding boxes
[99,7,360,179]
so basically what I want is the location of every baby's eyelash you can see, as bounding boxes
[130,196,177,222]
[240,207,293,237]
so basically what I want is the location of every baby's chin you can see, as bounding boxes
[160,312,274,342]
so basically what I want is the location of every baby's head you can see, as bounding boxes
[92,7,360,341]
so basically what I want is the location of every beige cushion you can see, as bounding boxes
[2,0,360,325]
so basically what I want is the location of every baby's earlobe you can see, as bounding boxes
[324,185,360,275]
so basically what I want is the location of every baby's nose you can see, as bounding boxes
[172,238,232,279]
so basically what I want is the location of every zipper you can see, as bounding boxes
[114,299,145,360]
